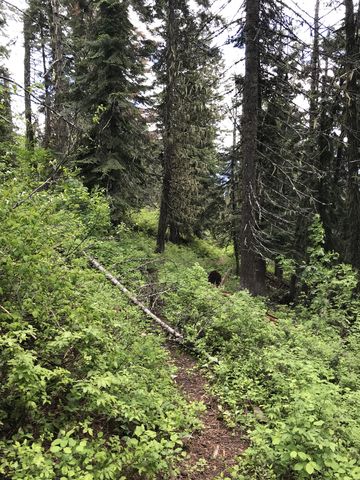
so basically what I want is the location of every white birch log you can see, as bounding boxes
[87,255,184,341]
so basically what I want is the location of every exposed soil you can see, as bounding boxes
[166,342,247,480]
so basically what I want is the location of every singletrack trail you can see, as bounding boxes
[166,342,246,480]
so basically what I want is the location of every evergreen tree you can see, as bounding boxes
[21,0,70,151]
[0,3,13,147]
[233,0,316,295]
[0,67,12,146]
[74,0,152,221]
[344,0,360,270]
[155,0,221,252]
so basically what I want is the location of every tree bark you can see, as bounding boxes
[156,0,177,253]
[231,93,240,276]
[49,0,67,154]
[274,259,283,281]
[0,67,13,143]
[291,0,321,295]
[309,0,320,133]
[40,23,52,148]
[344,0,360,269]
[24,13,35,150]
[239,0,265,295]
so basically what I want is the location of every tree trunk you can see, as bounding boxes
[0,67,13,143]
[291,0,321,294]
[40,23,52,148]
[231,94,240,276]
[24,13,35,150]
[156,156,170,253]
[239,0,265,295]
[309,0,320,133]
[156,0,177,253]
[169,223,181,244]
[49,0,67,154]
[88,256,184,341]
[344,0,360,269]
[274,259,283,281]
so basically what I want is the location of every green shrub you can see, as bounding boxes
[0,152,200,479]
[131,208,159,236]
[158,261,360,479]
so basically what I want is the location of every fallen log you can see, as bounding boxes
[87,255,184,342]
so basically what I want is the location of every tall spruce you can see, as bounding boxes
[156,0,177,253]
[74,0,151,221]
[21,0,69,150]
[155,0,220,252]
[48,0,68,153]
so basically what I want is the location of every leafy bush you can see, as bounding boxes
[0,150,200,479]
[158,261,360,479]
[131,208,159,236]
[89,215,360,479]
[295,215,359,335]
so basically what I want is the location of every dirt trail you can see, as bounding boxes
[166,342,246,480]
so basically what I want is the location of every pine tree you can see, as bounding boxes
[21,0,69,151]
[232,0,317,295]
[0,68,12,146]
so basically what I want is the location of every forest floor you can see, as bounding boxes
[166,342,247,480]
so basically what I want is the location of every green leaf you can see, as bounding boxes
[134,425,145,437]
[50,445,61,453]
[271,435,281,445]
[306,462,315,474]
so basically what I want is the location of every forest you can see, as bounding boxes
[1,0,360,478]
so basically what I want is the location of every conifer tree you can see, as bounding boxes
[232,0,316,295]
[0,67,12,146]
[344,0,360,270]
[0,5,13,146]
[74,0,152,220]
[155,0,221,251]
[21,0,69,151]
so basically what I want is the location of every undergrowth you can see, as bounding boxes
[2,148,360,480]
[0,148,201,479]
[92,210,360,479]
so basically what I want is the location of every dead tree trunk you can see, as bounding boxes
[88,255,183,341]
